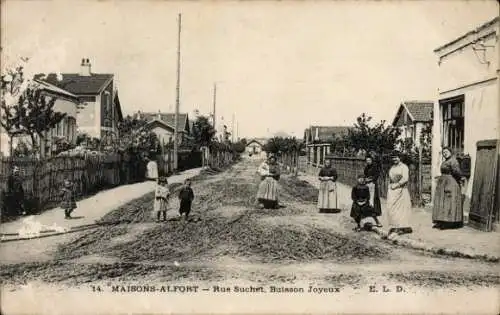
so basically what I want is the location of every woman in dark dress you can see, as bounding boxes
[432,147,464,229]
[364,156,382,227]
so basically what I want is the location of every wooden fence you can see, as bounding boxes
[0,152,150,218]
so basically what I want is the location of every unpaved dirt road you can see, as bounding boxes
[1,158,499,312]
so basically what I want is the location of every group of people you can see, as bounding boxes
[4,146,467,234]
[317,147,466,237]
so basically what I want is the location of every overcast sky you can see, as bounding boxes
[1,0,498,138]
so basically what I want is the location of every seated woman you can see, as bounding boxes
[350,174,376,231]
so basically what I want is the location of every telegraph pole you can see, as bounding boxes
[173,13,181,171]
[231,113,235,142]
[212,83,217,131]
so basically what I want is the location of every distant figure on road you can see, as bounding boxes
[364,155,382,227]
[6,166,26,216]
[317,159,339,212]
[385,151,413,237]
[178,179,194,220]
[432,147,465,230]
[60,179,77,219]
[154,176,171,222]
[146,158,159,181]
[256,155,281,209]
[350,174,376,231]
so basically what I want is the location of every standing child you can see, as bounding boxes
[60,179,77,219]
[154,176,170,222]
[350,174,377,231]
[178,179,194,220]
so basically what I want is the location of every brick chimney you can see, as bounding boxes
[80,58,91,76]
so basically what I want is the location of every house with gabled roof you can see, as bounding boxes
[135,111,192,145]
[35,58,124,145]
[303,125,351,167]
[0,79,81,156]
[391,101,434,148]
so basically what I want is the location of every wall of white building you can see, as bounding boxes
[432,19,499,213]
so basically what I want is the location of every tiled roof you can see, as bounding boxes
[403,101,433,122]
[35,73,113,95]
[305,126,352,142]
[34,79,79,101]
[137,112,189,132]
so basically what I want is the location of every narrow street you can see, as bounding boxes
[1,158,498,291]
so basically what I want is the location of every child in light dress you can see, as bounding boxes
[154,176,171,222]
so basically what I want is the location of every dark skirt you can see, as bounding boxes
[179,199,192,214]
[350,201,374,222]
[61,196,77,210]
[432,174,463,224]
[366,182,382,216]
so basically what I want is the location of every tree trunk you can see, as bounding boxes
[39,134,46,159]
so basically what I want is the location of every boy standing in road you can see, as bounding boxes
[178,179,194,220]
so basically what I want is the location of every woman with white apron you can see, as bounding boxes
[256,155,280,209]
[317,159,339,212]
[385,151,413,237]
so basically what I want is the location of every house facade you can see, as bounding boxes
[431,17,499,214]
[137,111,192,146]
[303,125,351,167]
[38,58,124,144]
[392,101,433,148]
[0,80,80,157]
[245,139,266,157]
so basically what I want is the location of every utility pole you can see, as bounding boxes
[173,13,181,171]
[212,83,217,131]
[231,113,235,143]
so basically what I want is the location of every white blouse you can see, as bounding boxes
[389,162,409,187]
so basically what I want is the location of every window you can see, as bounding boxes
[440,95,465,154]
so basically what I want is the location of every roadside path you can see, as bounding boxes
[0,167,202,241]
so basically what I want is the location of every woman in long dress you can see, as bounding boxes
[317,159,339,212]
[432,147,464,229]
[364,156,382,226]
[256,155,281,209]
[386,151,413,236]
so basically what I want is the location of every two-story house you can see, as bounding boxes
[136,111,192,146]
[37,58,124,145]
[391,101,433,148]
[0,79,81,157]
